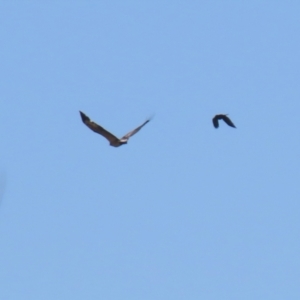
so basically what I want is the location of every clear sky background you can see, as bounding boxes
[0,1,300,299]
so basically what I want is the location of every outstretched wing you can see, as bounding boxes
[212,116,219,128]
[121,119,151,140]
[221,115,236,128]
[79,111,119,143]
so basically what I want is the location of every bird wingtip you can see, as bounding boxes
[79,111,90,122]
[147,113,155,121]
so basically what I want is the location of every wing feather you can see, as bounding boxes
[212,116,219,128]
[79,111,119,143]
[121,119,150,140]
[221,115,236,128]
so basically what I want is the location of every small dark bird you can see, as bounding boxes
[79,111,151,147]
[212,114,236,129]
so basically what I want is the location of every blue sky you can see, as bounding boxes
[1,1,300,299]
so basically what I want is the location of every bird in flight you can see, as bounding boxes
[212,114,236,129]
[79,111,151,147]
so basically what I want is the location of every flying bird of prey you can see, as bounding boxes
[212,114,236,129]
[79,111,151,147]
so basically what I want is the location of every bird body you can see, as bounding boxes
[79,111,151,147]
[212,114,236,129]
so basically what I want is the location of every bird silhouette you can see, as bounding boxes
[79,111,151,147]
[212,114,236,129]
